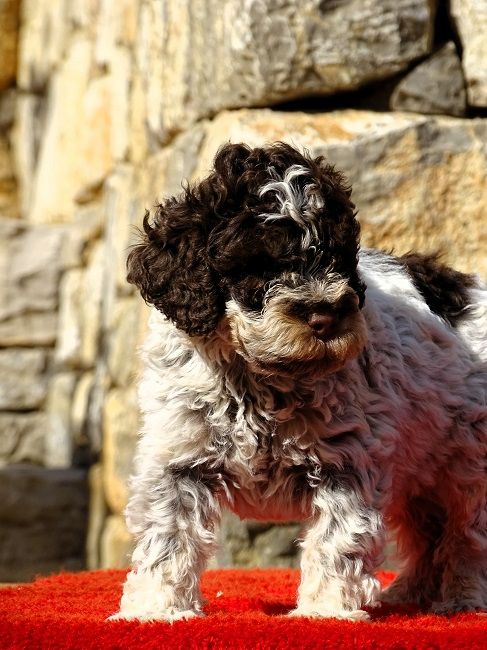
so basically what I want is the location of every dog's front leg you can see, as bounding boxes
[292,481,384,621]
[111,463,220,622]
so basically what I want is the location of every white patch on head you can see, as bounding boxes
[259,164,324,248]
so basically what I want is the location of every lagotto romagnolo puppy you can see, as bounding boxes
[111,142,487,622]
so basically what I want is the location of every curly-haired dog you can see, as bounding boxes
[112,142,487,622]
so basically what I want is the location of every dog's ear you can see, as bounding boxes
[127,205,224,337]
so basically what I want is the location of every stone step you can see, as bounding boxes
[0,464,88,582]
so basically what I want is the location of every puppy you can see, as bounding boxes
[112,142,487,621]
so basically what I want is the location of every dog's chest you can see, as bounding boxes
[217,373,363,520]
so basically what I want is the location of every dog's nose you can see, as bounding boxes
[308,312,336,340]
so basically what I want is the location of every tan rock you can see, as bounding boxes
[107,297,143,387]
[135,0,435,144]
[0,348,48,410]
[86,463,107,570]
[0,0,20,91]
[17,0,68,92]
[450,0,487,107]
[390,43,467,117]
[102,388,138,514]
[12,95,43,217]
[187,109,487,278]
[55,269,84,367]
[56,241,104,368]
[0,132,18,218]
[29,37,113,223]
[100,514,133,569]
[71,372,95,447]
[0,412,47,466]
[45,372,77,468]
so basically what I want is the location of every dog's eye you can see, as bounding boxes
[229,277,266,312]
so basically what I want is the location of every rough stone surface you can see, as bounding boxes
[189,109,487,278]
[28,36,113,224]
[0,218,67,346]
[0,465,88,581]
[0,349,48,410]
[390,42,467,117]
[86,463,107,570]
[135,0,435,145]
[100,514,133,569]
[216,512,301,568]
[102,388,138,514]
[450,0,487,107]
[45,372,77,468]
[0,133,18,218]
[0,0,20,91]
[0,413,47,466]
[107,298,144,387]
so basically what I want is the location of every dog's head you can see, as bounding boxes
[128,142,367,376]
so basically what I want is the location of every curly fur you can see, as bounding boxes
[113,142,487,623]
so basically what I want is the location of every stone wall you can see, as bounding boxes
[0,0,486,579]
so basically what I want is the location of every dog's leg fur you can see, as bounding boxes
[111,456,220,621]
[291,481,384,620]
[381,497,445,606]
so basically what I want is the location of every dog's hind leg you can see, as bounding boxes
[381,496,445,607]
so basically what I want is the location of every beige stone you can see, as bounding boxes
[100,514,133,569]
[135,0,435,144]
[0,133,18,218]
[71,372,95,447]
[0,0,20,91]
[17,0,68,92]
[107,297,142,387]
[12,95,44,217]
[0,412,47,466]
[450,0,487,107]
[103,165,142,295]
[86,463,107,570]
[56,241,104,368]
[29,36,113,224]
[0,349,48,410]
[391,43,467,117]
[45,372,77,468]
[102,388,138,514]
[187,109,487,278]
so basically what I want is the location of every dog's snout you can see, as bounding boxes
[308,312,336,340]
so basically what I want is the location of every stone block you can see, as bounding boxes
[0,218,67,346]
[86,463,107,570]
[45,372,77,468]
[28,36,113,224]
[0,0,20,91]
[0,348,48,410]
[136,0,435,145]
[0,465,88,581]
[0,129,18,218]
[0,412,47,466]
[102,388,138,514]
[391,43,467,117]
[100,514,133,569]
[450,0,487,107]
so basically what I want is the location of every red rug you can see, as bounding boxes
[1,569,486,649]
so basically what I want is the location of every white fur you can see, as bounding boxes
[113,249,487,622]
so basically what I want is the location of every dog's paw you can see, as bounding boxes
[430,599,486,615]
[107,607,203,623]
[289,606,370,621]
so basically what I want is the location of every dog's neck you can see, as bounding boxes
[195,324,340,423]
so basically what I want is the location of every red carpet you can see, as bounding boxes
[1,569,486,649]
